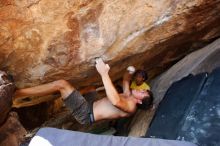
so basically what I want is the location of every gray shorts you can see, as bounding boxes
[64,90,96,125]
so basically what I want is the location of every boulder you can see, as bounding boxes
[1,0,220,135]
[0,71,15,125]
[0,112,27,146]
[0,0,220,88]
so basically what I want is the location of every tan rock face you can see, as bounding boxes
[0,0,220,88]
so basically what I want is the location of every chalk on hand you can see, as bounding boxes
[95,57,102,64]
[127,66,135,74]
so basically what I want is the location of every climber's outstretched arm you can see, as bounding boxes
[95,58,134,113]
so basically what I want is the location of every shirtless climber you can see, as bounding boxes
[13,58,151,125]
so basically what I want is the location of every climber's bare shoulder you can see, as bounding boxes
[93,94,136,121]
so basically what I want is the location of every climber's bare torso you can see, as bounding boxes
[93,94,137,121]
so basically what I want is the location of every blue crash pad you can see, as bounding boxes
[146,67,220,146]
[29,127,197,146]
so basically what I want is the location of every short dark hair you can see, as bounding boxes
[133,70,148,81]
[137,90,153,110]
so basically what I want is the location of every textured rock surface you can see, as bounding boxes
[0,112,27,146]
[0,0,220,88]
[0,71,15,125]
